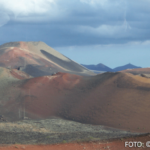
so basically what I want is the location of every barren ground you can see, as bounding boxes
[0,134,150,150]
[0,118,144,145]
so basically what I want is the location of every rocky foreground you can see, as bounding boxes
[0,118,146,145]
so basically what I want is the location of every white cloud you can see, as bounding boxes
[0,0,55,14]
[76,19,132,38]
[0,0,150,46]
[0,0,58,23]
[0,0,125,24]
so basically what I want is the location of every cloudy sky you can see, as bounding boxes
[0,0,150,68]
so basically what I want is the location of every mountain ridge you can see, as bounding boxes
[81,63,113,72]
[113,63,141,72]
[81,63,142,72]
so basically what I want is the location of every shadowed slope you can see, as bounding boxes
[0,42,95,77]
[1,71,150,133]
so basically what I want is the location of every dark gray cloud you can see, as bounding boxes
[0,0,150,47]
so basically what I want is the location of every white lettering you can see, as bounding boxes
[137,142,142,147]
[129,142,134,147]
[125,142,129,147]
[146,141,150,147]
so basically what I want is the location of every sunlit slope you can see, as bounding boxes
[121,68,150,75]
[0,41,95,77]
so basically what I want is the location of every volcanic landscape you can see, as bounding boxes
[0,41,150,147]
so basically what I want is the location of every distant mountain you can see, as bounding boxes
[113,63,141,72]
[81,63,142,72]
[81,63,113,72]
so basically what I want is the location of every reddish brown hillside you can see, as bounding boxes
[2,72,82,120]
[0,41,95,76]
[0,43,61,74]
[1,71,150,133]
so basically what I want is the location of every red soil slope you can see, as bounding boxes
[0,43,59,71]
[2,72,82,120]
[2,71,150,133]
[0,134,150,150]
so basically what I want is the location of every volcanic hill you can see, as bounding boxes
[0,41,150,135]
[0,41,95,77]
